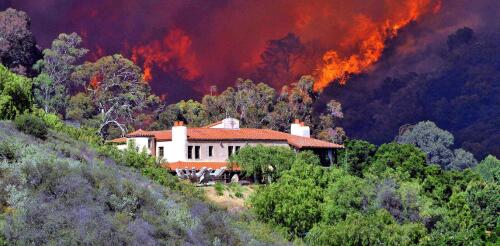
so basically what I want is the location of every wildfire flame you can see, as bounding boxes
[313,0,441,91]
[89,73,102,89]
[131,28,200,82]
[69,0,442,96]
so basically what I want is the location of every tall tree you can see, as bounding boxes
[33,33,88,115]
[396,121,456,168]
[72,54,156,137]
[0,8,41,76]
[396,121,477,170]
[317,100,346,144]
[151,99,207,130]
[201,78,275,127]
[234,79,275,127]
[67,92,96,124]
[285,75,317,126]
[229,145,296,183]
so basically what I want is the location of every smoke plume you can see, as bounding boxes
[9,0,441,100]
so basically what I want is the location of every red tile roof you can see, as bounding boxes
[125,129,155,137]
[125,127,342,149]
[162,161,239,170]
[201,120,223,128]
[107,137,127,143]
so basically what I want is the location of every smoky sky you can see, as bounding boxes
[4,0,434,99]
[5,0,498,102]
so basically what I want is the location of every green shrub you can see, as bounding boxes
[120,141,156,169]
[31,109,64,130]
[229,145,296,183]
[141,165,178,190]
[214,182,224,196]
[475,155,500,182]
[235,192,244,198]
[365,143,427,181]
[0,140,21,162]
[305,211,428,245]
[14,113,48,140]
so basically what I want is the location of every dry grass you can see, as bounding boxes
[201,184,256,213]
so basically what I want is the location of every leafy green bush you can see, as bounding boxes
[365,143,427,181]
[0,140,21,162]
[250,160,328,238]
[214,182,224,196]
[337,139,377,177]
[141,165,178,189]
[229,145,296,183]
[123,148,155,169]
[31,108,64,130]
[321,175,371,224]
[235,192,243,198]
[306,210,428,245]
[14,113,48,139]
[474,155,500,182]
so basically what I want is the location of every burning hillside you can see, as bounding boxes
[313,1,441,91]
[10,0,441,98]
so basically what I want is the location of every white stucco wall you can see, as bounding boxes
[209,118,240,129]
[127,137,151,154]
[155,140,289,163]
[291,123,310,138]
[163,125,188,162]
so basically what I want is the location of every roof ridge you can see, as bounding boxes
[201,120,223,128]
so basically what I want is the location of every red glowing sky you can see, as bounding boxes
[7,0,452,100]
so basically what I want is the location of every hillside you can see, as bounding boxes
[0,121,287,245]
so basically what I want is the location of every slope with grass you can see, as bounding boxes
[0,120,288,245]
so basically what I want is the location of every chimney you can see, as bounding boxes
[169,120,187,162]
[291,120,310,138]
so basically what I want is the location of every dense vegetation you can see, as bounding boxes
[238,140,498,244]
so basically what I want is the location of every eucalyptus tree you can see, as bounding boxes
[33,33,88,115]
[72,54,157,137]
[397,121,477,170]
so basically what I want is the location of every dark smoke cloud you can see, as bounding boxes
[8,0,438,101]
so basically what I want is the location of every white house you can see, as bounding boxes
[111,118,343,170]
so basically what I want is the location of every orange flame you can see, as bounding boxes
[89,73,102,89]
[131,28,200,82]
[313,0,441,91]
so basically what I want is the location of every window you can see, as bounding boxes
[195,146,200,159]
[188,146,193,159]
[158,147,164,158]
[208,146,213,157]
[228,146,234,157]
[235,146,240,153]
